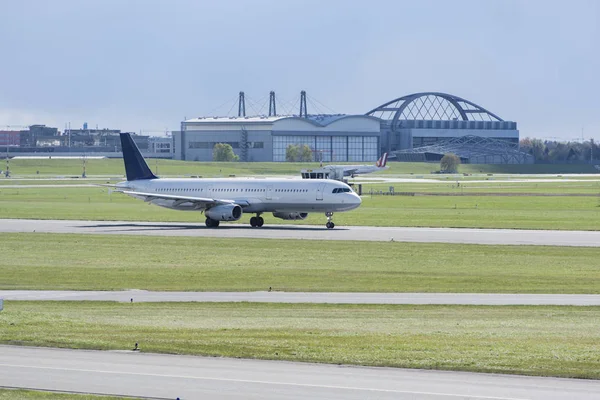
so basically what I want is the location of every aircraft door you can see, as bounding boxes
[207,185,213,197]
[316,183,325,200]
[266,185,273,200]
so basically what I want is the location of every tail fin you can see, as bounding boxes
[120,133,157,181]
[375,153,388,168]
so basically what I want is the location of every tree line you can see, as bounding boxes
[209,140,599,165]
[519,138,598,163]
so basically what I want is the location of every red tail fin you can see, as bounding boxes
[375,153,388,168]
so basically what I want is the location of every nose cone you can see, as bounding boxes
[349,193,362,210]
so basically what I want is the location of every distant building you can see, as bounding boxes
[174,115,381,162]
[0,131,20,146]
[174,91,521,164]
[148,136,173,154]
[64,128,121,148]
[61,128,149,150]
[20,125,58,147]
[366,92,519,151]
[5,125,153,156]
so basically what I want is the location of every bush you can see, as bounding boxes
[440,153,461,173]
[286,144,313,162]
[213,143,239,162]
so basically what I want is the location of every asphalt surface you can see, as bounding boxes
[2,219,600,246]
[1,346,599,400]
[3,290,600,305]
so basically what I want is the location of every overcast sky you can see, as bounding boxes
[0,0,598,139]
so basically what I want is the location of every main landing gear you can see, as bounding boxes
[325,212,335,229]
[205,217,220,228]
[250,214,264,228]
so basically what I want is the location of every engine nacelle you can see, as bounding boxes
[272,212,308,220]
[206,204,243,221]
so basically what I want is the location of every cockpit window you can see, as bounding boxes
[332,188,352,194]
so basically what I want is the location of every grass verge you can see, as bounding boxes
[0,389,131,399]
[1,233,599,293]
[5,158,599,177]
[1,186,600,230]
[1,301,599,379]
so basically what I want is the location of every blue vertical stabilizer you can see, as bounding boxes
[120,133,157,181]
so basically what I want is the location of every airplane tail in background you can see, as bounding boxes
[120,133,157,181]
[375,153,389,168]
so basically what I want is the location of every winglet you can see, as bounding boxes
[120,133,157,181]
[375,153,388,168]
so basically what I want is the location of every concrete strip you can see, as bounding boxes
[1,346,599,400]
[1,219,599,246]
[2,290,600,305]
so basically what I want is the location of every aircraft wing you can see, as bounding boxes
[343,168,359,177]
[119,190,250,208]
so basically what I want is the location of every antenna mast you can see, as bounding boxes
[299,90,308,118]
[238,91,246,117]
[268,91,277,116]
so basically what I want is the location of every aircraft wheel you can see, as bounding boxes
[257,217,264,227]
[326,222,335,229]
[206,218,219,228]
[250,217,257,227]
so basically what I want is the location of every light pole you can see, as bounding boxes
[5,145,9,178]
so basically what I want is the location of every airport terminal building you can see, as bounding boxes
[173,92,523,163]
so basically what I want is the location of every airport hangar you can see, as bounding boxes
[173,92,523,164]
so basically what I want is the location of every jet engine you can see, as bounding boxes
[272,212,308,220]
[205,204,243,221]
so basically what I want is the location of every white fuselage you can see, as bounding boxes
[324,165,388,177]
[118,177,361,214]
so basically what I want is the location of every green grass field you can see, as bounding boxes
[0,389,131,400]
[363,180,600,194]
[1,185,599,229]
[2,233,599,293]
[1,160,599,381]
[3,158,599,178]
[2,301,599,379]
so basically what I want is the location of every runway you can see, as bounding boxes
[1,346,599,400]
[2,219,600,246]
[3,290,600,305]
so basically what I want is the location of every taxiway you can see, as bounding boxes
[1,219,599,246]
[2,346,599,400]
[2,290,600,305]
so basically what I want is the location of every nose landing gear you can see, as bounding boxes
[325,212,335,229]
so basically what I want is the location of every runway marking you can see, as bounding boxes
[0,363,528,400]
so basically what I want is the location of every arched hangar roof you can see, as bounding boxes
[366,92,504,131]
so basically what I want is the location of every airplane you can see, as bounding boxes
[113,133,361,229]
[322,153,389,178]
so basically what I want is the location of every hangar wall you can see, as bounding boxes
[175,92,523,164]
[175,115,381,162]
